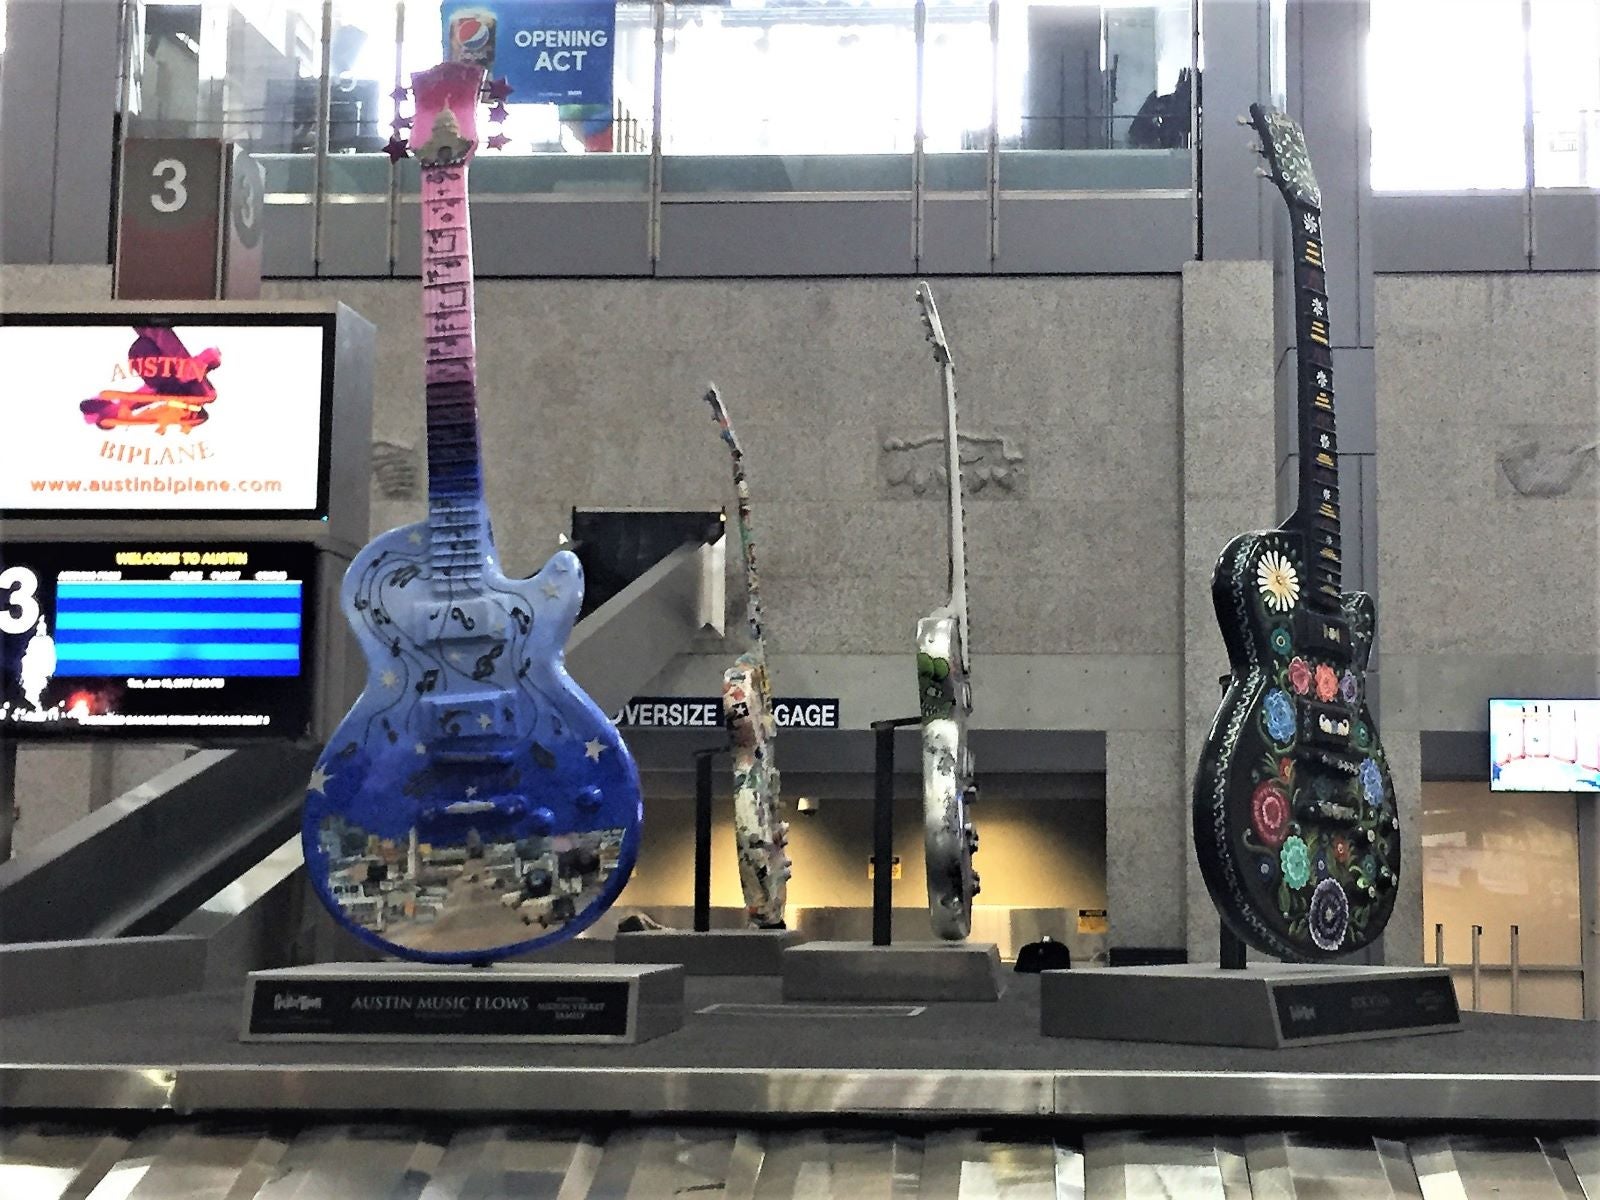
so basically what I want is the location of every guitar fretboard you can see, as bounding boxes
[420,162,487,595]
[1290,205,1341,605]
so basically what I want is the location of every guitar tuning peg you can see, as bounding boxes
[1237,113,1251,126]
[1255,166,1272,179]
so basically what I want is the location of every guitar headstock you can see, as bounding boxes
[915,281,951,367]
[385,64,514,162]
[1246,103,1322,211]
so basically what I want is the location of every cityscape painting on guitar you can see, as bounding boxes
[301,61,643,964]
[913,283,981,941]
[1191,105,1400,962]
[704,385,792,929]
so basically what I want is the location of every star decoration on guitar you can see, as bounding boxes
[380,669,399,689]
[541,582,562,599]
[1303,213,1319,234]
[584,738,605,761]
[307,765,332,795]
[1311,297,1325,317]
[1315,369,1329,389]
[477,712,494,730]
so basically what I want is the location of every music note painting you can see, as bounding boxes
[301,61,643,964]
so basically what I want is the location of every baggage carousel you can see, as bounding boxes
[4,1117,1597,1198]
[3,974,1595,1122]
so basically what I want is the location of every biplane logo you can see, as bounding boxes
[79,326,222,436]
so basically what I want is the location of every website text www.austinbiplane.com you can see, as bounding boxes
[30,476,284,496]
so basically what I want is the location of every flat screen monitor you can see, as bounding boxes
[0,313,333,518]
[1489,698,1600,792]
[0,540,317,740]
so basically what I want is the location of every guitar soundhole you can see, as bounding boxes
[316,813,626,952]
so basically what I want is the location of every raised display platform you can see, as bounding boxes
[613,928,804,975]
[782,940,1005,1002]
[2,975,1594,1123]
[1041,962,1461,1047]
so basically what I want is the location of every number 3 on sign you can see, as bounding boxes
[0,566,41,636]
[151,158,187,213]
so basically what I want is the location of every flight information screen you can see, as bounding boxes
[0,540,317,739]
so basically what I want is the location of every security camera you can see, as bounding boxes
[795,796,821,816]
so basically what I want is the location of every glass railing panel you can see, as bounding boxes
[995,0,1191,191]
[661,0,916,192]
[660,153,911,194]
[394,153,650,195]
[997,147,1189,191]
[1531,0,1600,188]
[924,152,987,192]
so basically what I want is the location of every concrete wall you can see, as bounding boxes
[1376,272,1600,966]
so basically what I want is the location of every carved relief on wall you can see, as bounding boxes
[880,430,1026,498]
[371,440,421,501]
[1496,427,1598,498]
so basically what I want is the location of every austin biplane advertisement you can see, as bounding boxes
[0,319,326,513]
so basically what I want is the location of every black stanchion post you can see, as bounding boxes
[872,722,896,947]
[693,749,714,933]
[870,717,922,948]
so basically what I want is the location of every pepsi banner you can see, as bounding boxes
[443,2,616,106]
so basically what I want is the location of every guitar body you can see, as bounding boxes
[723,653,788,927]
[918,608,978,941]
[1194,526,1398,960]
[305,524,642,962]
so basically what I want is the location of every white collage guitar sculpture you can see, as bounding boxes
[704,385,791,927]
[914,283,981,940]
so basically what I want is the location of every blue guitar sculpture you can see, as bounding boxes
[302,61,643,963]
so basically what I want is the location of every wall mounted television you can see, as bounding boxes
[0,540,317,740]
[1488,698,1600,792]
[0,312,334,519]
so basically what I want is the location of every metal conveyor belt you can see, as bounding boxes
[3,1120,1596,1198]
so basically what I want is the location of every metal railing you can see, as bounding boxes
[1433,920,1581,1016]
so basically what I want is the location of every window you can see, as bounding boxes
[1369,0,1600,190]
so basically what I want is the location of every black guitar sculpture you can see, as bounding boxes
[1192,105,1400,962]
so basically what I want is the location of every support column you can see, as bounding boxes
[1180,259,1278,962]
[1578,794,1599,1022]
[1104,730,1186,953]
[1379,728,1425,967]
